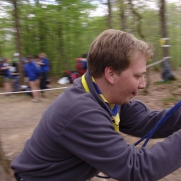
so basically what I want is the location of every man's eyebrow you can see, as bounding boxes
[136,72,146,75]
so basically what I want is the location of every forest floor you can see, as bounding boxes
[1,67,181,181]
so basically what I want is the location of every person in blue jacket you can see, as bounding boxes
[24,55,41,102]
[11,29,181,181]
[38,53,50,91]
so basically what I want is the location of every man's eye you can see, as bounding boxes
[136,74,145,80]
[135,75,141,79]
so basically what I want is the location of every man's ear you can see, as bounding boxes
[104,67,115,84]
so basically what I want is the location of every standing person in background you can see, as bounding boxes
[11,53,20,92]
[0,58,12,95]
[34,55,41,73]
[38,53,50,93]
[34,55,42,96]
[24,55,41,102]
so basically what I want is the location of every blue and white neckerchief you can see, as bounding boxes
[81,74,120,132]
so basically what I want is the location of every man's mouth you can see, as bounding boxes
[132,92,137,96]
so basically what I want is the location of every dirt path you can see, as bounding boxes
[1,68,181,181]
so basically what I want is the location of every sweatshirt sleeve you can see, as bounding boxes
[119,100,181,138]
[59,106,181,181]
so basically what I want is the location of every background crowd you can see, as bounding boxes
[0,53,50,102]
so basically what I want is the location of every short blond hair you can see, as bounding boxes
[87,29,153,78]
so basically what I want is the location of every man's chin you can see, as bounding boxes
[126,96,134,103]
[120,99,130,105]
[115,97,132,105]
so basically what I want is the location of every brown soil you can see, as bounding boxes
[1,68,181,181]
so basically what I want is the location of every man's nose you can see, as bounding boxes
[138,76,146,89]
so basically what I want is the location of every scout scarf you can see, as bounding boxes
[81,74,120,132]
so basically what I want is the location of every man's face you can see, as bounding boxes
[113,51,147,105]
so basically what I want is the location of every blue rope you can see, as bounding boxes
[134,100,181,147]
[96,100,181,179]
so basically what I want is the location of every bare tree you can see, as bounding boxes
[119,0,127,30]
[158,0,175,81]
[127,0,145,39]
[107,0,113,28]
[12,0,23,83]
[159,0,168,57]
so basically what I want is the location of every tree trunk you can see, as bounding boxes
[57,22,63,75]
[107,0,112,28]
[159,0,169,57]
[119,0,127,30]
[159,0,175,81]
[128,0,145,39]
[12,0,23,83]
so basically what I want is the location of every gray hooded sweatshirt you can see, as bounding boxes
[11,71,181,181]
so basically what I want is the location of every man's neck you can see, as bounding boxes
[94,76,114,104]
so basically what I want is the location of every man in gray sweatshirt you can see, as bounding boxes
[11,29,181,181]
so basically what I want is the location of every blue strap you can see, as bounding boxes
[93,82,118,115]
[134,100,181,147]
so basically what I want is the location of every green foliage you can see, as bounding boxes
[0,1,16,58]
[167,3,181,69]
[0,0,181,75]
